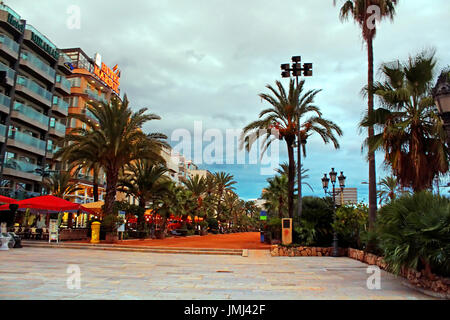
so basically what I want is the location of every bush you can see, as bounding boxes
[206,217,218,230]
[332,203,368,249]
[377,191,450,278]
[293,197,334,246]
[266,217,282,240]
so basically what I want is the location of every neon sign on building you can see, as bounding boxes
[92,53,120,94]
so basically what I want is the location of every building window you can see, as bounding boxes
[70,96,79,107]
[69,77,81,87]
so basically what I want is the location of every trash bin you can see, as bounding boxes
[260,231,264,243]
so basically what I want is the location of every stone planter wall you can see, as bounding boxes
[270,245,347,257]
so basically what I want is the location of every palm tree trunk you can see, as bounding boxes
[104,167,118,216]
[286,137,295,219]
[367,37,378,233]
[93,167,99,202]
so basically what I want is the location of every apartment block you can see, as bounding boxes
[0,4,72,199]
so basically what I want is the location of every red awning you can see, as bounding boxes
[0,195,94,214]
[0,195,18,204]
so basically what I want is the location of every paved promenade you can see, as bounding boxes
[0,247,431,300]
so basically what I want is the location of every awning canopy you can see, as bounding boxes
[0,195,18,204]
[0,195,95,214]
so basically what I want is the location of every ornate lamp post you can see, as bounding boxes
[322,168,346,257]
[280,56,313,220]
[433,69,450,144]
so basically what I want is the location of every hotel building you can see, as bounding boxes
[0,4,72,199]
[60,47,121,204]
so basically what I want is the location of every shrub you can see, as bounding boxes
[377,191,450,278]
[293,196,334,246]
[206,217,218,230]
[332,203,369,249]
[266,217,282,240]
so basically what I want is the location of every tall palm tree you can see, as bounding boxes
[57,96,168,216]
[334,0,398,231]
[212,172,236,219]
[42,168,82,200]
[182,175,207,216]
[361,51,449,192]
[242,79,342,218]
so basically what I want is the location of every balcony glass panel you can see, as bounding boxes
[52,96,69,113]
[13,102,49,127]
[50,120,66,134]
[0,34,19,53]
[85,88,107,104]
[0,61,16,79]
[0,124,6,137]
[3,158,41,176]
[56,74,71,91]
[9,130,46,150]
[21,51,56,79]
[0,92,11,108]
[17,76,52,102]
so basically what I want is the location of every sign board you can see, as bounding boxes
[282,218,292,245]
[49,219,58,243]
[118,211,125,232]
[260,210,267,221]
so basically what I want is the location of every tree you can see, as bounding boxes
[57,96,168,217]
[275,161,314,192]
[377,175,400,205]
[334,0,399,232]
[182,175,207,216]
[242,79,342,218]
[360,51,449,192]
[42,168,82,200]
[212,172,236,220]
[261,174,289,219]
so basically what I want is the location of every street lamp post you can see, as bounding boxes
[321,168,346,257]
[433,69,450,145]
[280,56,313,220]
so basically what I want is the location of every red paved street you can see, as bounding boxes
[115,232,270,250]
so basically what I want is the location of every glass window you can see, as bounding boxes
[71,96,79,107]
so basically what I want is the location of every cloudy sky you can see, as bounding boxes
[11,0,450,201]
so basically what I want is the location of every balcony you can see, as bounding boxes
[0,123,6,142]
[46,145,61,159]
[20,51,56,84]
[0,33,19,60]
[16,76,52,106]
[55,74,71,94]
[0,92,11,114]
[51,96,69,116]
[49,121,66,138]
[82,108,98,121]
[3,158,42,182]
[0,61,15,86]
[7,130,46,156]
[84,88,108,104]
[11,102,49,131]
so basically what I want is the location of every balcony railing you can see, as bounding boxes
[82,108,98,121]
[50,121,66,134]
[9,130,46,151]
[52,96,69,113]
[13,102,49,127]
[0,124,6,137]
[85,88,107,104]
[56,74,71,91]
[17,76,52,102]
[0,61,16,79]
[47,145,61,154]
[0,92,11,109]
[21,51,56,79]
[0,4,21,20]
[59,52,72,64]
[3,158,41,176]
[0,34,19,53]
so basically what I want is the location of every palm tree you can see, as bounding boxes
[377,175,400,205]
[42,168,82,200]
[242,79,342,218]
[182,175,207,216]
[212,172,236,220]
[334,0,399,230]
[262,174,289,219]
[275,161,314,192]
[360,51,449,192]
[57,96,168,216]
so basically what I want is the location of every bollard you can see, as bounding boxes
[90,221,101,244]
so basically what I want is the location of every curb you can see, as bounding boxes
[401,281,450,300]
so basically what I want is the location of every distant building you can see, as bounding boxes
[336,188,358,206]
